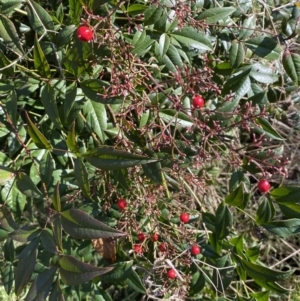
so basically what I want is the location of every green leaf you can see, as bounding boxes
[15,238,39,296]
[53,214,63,252]
[2,264,14,295]
[215,202,232,240]
[229,40,244,68]
[282,51,300,85]
[251,291,269,301]
[26,0,54,34]
[40,229,57,254]
[0,49,14,76]
[159,33,170,58]
[253,117,284,140]
[144,5,163,26]
[25,267,57,301]
[25,111,52,150]
[249,63,278,84]
[271,187,300,203]
[59,255,113,286]
[126,4,147,16]
[256,198,275,224]
[9,226,41,242]
[40,151,55,189]
[125,269,147,294]
[1,1,22,15]
[1,181,26,213]
[261,219,300,238]
[245,37,281,60]
[83,99,107,144]
[74,158,91,199]
[225,184,249,209]
[16,172,43,198]
[40,83,63,129]
[159,109,193,128]
[52,182,61,212]
[197,7,236,24]
[0,206,18,232]
[142,161,163,184]
[238,15,256,40]
[33,36,51,78]
[0,15,23,55]
[100,261,133,283]
[80,79,110,102]
[171,27,212,51]
[66,121,81,155]
[0,166,15,186]
[55,25,76,49]
[240,257,294,282]
[83,147,158,171]
[218,69,251,101]
[61,208,126,239]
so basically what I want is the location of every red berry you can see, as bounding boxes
[133,244,143,254]
[151,233,159,242]
[158,242,167,252]
[167,269,176,279]
[191,245,201,256]
[180,213,190,223]
[192,95,205,108]
[137,232,146,242]
[257,179,271,193]
[117,198,127,210]
[77,26,93,42]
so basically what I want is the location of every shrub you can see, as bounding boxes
[0,0,299,300]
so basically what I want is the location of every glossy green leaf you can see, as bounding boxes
[144,5,163,26]
[218,69,251,101]
[215,202,232,240]
[238,15,256,40]
[256,198,275,224]
[271,187,300,203]
[249,63,278,84]
[171,27,212,51]
[2,264,14,295]
[59,255,113,286]
[25,111,52,150]
[40,229,57,255]
[66,121,81,155]
[33,36,51,78]
[159,33,170,58]
[0,49,14,76]
[126,4,147,15]
[1,0,22,15]
[159,109,193,128]
[197,7,236,24]
[15,238,39,296]
[9,226,41,242]
[40,151,55,189]
[240,257,294,282]
[251,291,269,301]
[53,214,63,252]
[16,172,44,198]
[0,165,15,186]
[61,208,126,239]
[245,37,281,60]
[261,219,300,238]
[189,264,205,295]
[52,182,61,212]
[55,25,76,49]
[229,40,244,68]
[74,158,91,199]
[25,267,57,301]
[0,15,23,55]
[40,83,63,129]
[100,261,133,283]
[225,184,249,209]
[0,206,18,232]
[83,147,158,171]
[26,0,54,34]
[125,269,147,294]
[83,99,107,143]
[1,181,26,213]
[282,51,300,85]
[253,117,284,140]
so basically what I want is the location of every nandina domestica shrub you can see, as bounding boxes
[0,0,299,300]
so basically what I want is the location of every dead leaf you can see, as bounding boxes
[92,237,116,263]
